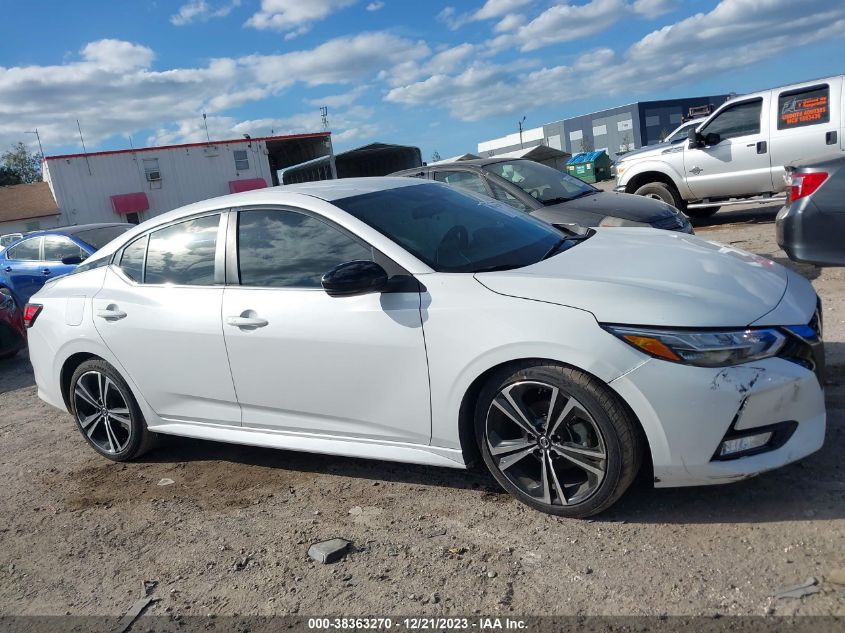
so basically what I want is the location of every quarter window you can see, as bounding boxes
[701,99,762,141]
[119,235,148,283]
[778,85,830,129]
[43,236,87,262]
[237,209,372,288]
[233,150,249,171]
[7,237,41,261]
[144,215,219,286]
[433,171,489,197]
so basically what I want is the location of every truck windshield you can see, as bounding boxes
[334,182,572,273]
[483,160,596,205]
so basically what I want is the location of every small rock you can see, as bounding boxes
[429,592,440,604]
[348,506,363,516]
[426,528,447,538]
[771,577,820,600]
[157,478,175,486]
[307,539,351,564]
[487,571,497,579]
[828,569,845,586]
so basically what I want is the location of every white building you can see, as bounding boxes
[43,133,333,226]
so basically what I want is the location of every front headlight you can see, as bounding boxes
[599,216,650,228]
[603,325,787,367]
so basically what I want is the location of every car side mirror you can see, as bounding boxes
[321,260,388,297]
[704,132,721,146]
[61,255,83,265]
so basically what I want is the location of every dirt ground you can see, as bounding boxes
[0,207,843,619]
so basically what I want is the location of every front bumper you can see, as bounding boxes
[610,355,825,487]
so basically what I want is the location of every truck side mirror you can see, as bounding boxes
[687,127,704,149]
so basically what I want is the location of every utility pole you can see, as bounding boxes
[518,116,527,148]
[26,128,44,160]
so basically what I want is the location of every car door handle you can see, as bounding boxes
[96,306,127,321]
[42,268,51,275]
[3,267,11,272]
[226,315,269,328]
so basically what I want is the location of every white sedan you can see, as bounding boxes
[26,178,826,517]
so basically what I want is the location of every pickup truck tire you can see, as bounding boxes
[633,182,686,211]
[684,206,721,219]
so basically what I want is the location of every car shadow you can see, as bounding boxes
[689,204,780,228]
[0,349,35,395]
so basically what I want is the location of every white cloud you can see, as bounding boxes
[438,0,532,30]
[245,0,356,36]
[366,1,384,11]
[170,0,242,26]
[631,0,679,18]
[388,0,845,120]
[306,85,369,108]
[80,39,155,71]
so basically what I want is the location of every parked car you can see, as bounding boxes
[777,155,845,266]
[0,223,133,305]
[27,179,825,518]
[392,158,693,233]
[615,75,844,217]
[0,288,25,359]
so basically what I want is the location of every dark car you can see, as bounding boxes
[0,223,133,305]
[0,288,25,359]
[777,156,845,266]
[392,158,693,233]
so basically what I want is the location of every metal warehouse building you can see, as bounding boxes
[478,94,730,158]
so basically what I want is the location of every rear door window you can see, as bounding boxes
[6,237,41,261]
[119,235,148,283]
[144,215,219,286]
[778,85,830,129]
[433,171,489,197]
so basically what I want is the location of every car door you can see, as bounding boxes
[221,206,431,444]
[2,236,45,304]
[42,235,89,281]
[684,95,773,198]
[92,212,241,426]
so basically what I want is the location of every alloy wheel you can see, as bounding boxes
[73,370,132,454]
[486,380,607,506]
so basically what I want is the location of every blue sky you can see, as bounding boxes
[1,0,843,161]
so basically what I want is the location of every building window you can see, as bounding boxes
[617,119,633,131]
[569,130,583,142]
[592,124,607,136]
[233,150,249,171]
[646,115,660,127]
[142,158,161,182]
[125,212,141,225]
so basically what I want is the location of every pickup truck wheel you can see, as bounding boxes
[684,206,720,218]
[633,182,685,211]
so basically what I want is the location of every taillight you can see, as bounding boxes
[23,303,42,328]
[788,171,828,202]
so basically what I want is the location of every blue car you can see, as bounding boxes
[0,223,133,305]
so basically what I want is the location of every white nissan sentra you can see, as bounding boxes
[26,178,825,517]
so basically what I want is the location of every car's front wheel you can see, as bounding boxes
[475,362,642,518]
[69,359,157,461]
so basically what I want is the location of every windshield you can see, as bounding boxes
[334,183,565,273]
[665,121,700,143]
[483,160,595,205]
[74,225,133,251]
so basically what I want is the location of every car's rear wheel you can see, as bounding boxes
[69,359,157,461]
[475,362,642,518]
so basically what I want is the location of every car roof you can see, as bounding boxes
[23,223,132,238]
[393,158,527,175]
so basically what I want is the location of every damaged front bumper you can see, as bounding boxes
[609,356,826,487]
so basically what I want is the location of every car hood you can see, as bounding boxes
[540,190,679,223]
[475,228,793,327]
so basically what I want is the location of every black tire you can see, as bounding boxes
[684,206,720,219]
[69,359,158,461]
[475,362,643,518]
[633,181,686,212]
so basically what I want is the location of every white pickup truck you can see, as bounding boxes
[614,75,844,217]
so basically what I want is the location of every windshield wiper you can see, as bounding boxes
[472,263,521,273]
[541,190,596,205]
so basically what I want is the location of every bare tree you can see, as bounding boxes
[619,132,633,153]
[431,150,442,163]
[578,135,594,153]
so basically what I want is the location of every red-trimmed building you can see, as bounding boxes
[42,133,334,226]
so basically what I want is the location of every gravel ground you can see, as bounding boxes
[0,209,843,619]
